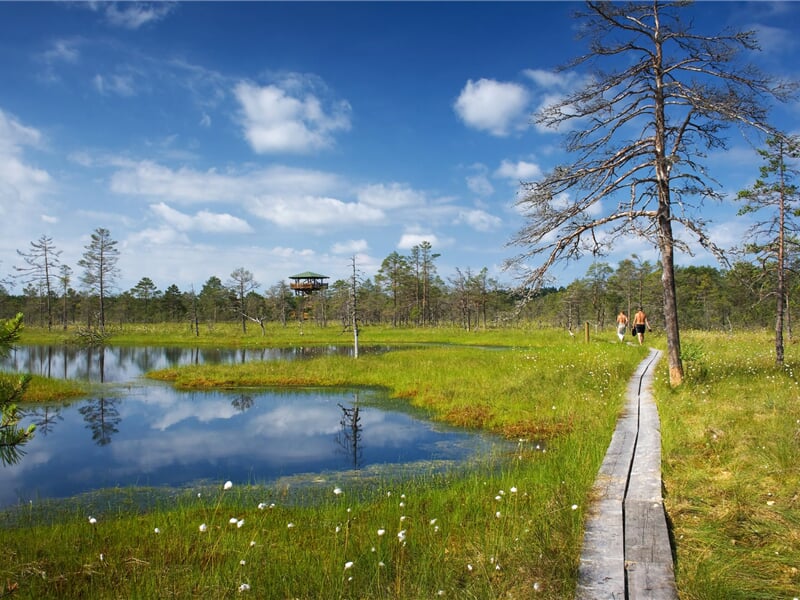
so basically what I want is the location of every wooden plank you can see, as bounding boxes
[577,349,677,600]
[626,559,679,600]
[576,495,626,599]
[623,500,674,564]
[576,358,642,599]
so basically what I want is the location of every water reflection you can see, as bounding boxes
[337,393,363,469]
[78,397,121,446]
[0,345,502,508]
[2,344,391,383]
[1,387,497,507]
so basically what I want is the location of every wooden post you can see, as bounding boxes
[584,321,590,343]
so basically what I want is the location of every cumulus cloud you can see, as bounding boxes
[466,172,494,197]
[453,78,529,136]
[150,202,253,234]
[127,226,190,247]
[235,77,351,154]
[455,209,502,232]
[357,182,426,209]
[110,161,343,204]
[495,159,543,181]
[397,232,439,249]
[0,109,51,204]
[331,239,368,254]
[248,195,383,229]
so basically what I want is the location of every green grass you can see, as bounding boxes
[11,324,800,597]
[656,330,800,600]
[19,321,556,348]
[2,327,645,599]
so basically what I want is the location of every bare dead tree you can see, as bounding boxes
[507,0,797,385]
[15,235,61,331]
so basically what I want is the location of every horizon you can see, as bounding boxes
[1,2,798,294]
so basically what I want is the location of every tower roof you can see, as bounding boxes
[289,271,329,279]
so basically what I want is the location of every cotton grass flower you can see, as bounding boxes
[257,502,267,510]
[344,561,354,570]
[333,487,343,496]
[154,527,160,534]
[237,519,245,528]
[377,528,386,536]
[397,529,407,542]
[199,523,208,532]
[229,517,239,524]
[238,583,250,592]
[224,480,233,490]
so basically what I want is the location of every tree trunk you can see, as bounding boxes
[653,22,683,387]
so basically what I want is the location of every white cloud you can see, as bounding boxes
[453,78,529,136]
[467,173,494,197]
[0,109,51,203]
[357,183,426,209]
[522,69,592,134]
[102,2,177,29]
[522,69,584,90]
[397,232,439,249]
[42,39,81,64]
[455,209,502,232]
[93,73,136,96]
[465,164,494,197]
[110,161,343,205]
[127,227,191,247]
[331,239,369,254]
[248,195,383,229]
[150,202,253,234]
[234,78,351,154]
[495,159,542,181]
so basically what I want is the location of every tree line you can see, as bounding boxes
[0,227,795,335]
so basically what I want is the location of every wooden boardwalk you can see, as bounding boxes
[576,349,678,600]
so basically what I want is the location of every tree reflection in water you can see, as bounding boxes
[337,392,363,469]
[24,406,63,436]
[78,397,120,446]
[231,394,254,412]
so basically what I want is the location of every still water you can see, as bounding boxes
[0,345,498,508]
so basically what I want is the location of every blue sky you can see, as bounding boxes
[1,2,798,293]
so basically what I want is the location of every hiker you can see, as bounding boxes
[615,311,628,342]
[632,307,651,345]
